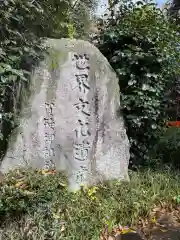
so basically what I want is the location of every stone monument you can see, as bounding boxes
[0,39,130,191]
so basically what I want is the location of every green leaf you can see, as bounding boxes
[0,66,5,74]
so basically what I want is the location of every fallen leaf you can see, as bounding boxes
[60,225,65,232]
[121,227,136,234]
[15,181,24,188]
[151,217,156,224]
[160,229,168,232]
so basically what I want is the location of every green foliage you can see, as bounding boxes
[38,0,98,39]
[97,0,180,166]
[153,127,180,167]
[0,170,67,217]
[39,0,72,38]
[71,0,98,39]
[0,168,180,239]
[0,0,48,157]
[168,0,180,24]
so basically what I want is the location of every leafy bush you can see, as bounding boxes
[153,127,180,167]
[0,0,44,157]
[71,0,98,39]
[0,0,73,158]
[97,0,180,167]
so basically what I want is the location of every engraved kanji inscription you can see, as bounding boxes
[75,74,90,94]
[74,98,90,116]
[44,133,55,144]
[45,103,54,114]
[74,141,91,161]
[44,117,55,128]
[43,102,55,168]
[72,52,91,183]
[75,119,91,138]
[74,54,89,69]
[44,147,54,158]
[74,166,88,184]
[45,159,55,170]
[75,171,84,184]
[79,165,88,172]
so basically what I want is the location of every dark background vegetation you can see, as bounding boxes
[96,0,180,167]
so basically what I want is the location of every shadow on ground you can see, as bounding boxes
[116,228,180,239]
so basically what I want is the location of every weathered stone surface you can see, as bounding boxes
[0,38,130,191]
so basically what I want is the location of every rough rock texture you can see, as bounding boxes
[0,38,130,191]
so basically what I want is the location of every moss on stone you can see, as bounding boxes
[47,47,68,73]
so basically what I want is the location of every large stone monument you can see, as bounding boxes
[0,39,130,191]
